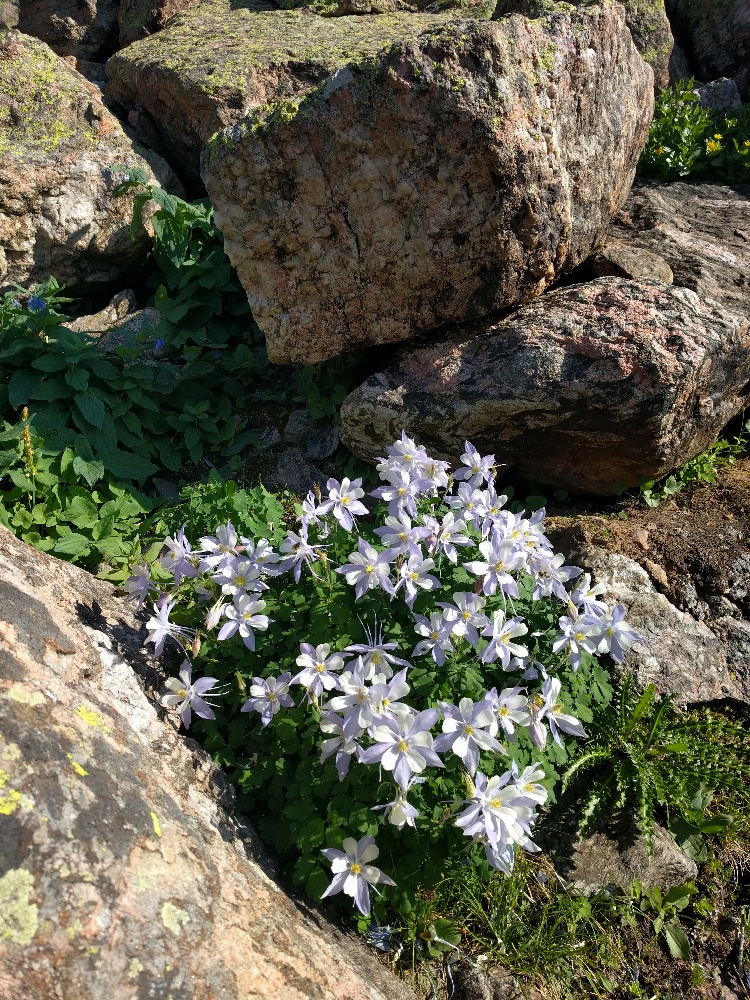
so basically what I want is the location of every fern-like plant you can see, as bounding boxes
[560,676,750,853]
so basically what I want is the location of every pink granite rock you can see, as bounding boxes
[201,3,653,363]
[0,526,415,1000]
[340,277,750,495]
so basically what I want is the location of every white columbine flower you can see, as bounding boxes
[321,836,396,915]
[437,592,489,648]
[319,710,363,780]
[336,538,397,600]
[395,552,441,609]
[319,477,369,532]
[217,594,270,650]
[453,441,495,486]
[292,642,345,698]
[483,686,530,741]
[359,710,443,790]
[241,672,294,725]
[146,598,194,655]
[433,697,505,775]
[480,610,529,668]
[465,531,526,597]
[413,612,453,665]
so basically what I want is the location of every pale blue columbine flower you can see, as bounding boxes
[161,661,222,728]
[453,441,495,487]
[588,605,642,663]
[479,484,509,537]
[318,477,369,532]
[419,456,451,491]
[371,467,432,519]
[528,676,587,749]
[375,430,428,477]
[199,522,240,571]
[241,672,294,725]
[570,572,608,616]
[465,532,526,597]
[552,615,600,670]
[238,537,280,572]
[372,783,420,829]
[367,668,413,724]
[482,686,530,741]
[412,612,453,665]
[437,592,489,648]
[293,642,345,698]
[319,710,363,779]
[444,483,488,528]
[211,556,265,599]
[428,512,471,563]
[531,552,582,601]
[146,597,194,655]
[433,697,505,775]
[276,527,323,582]
[326,658,375,731]
[321,835,396,915]
[344,619,410,681]
[124,559,157,610]
[159,525,200,584]
[373,513,431,556]
[299,489,327,531]
[515,762,549,807]
[395,552,441,609]
[217,594,270,650]
[359,709,442,790]
[480,610,529,668]
[454,770,537,854]
[337,538,397,600]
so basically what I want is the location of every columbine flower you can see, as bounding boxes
[483,686,530,741]
[454,770,535,853]
[437,592,489,648]
[326,659,375,731]
[480,484,508,536]
[292,642,345,697]
[376,430,428,476]
[217,594,270,650]
[124,559,157,610]
[371,467,432,519]
[531,552,581,601]
[589,605,641,663]
[241,672,293,725]
[239,537,280,572]
[319,477,369,531]
[160,661,222,728]
[515,762,548,806]
[345,619,410,680]
[528,676,586,748]
[319,710,363,779]
[465,532,526,597]
[429,512,471,563]
[160,526,200,584]
[570,572,608,615]
[374,513,431,556]
[372,783,421,829]
[480,610,529,668]
[395,553,441,608]
[276,527,323,582]
[300,489,327,531]
[552,615,600,670]
[453,441,495,486]
[198,522,239,571]
[212,556,264,599]
[146,598,194,655]
[336,538,397,599]
[321,835,396,915]
[366,668,413,723]
[360,710,443,789]
[445,483,488,528]
[413,612,453,665]
[433,697,505,775]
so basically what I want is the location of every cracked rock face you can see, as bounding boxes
[201,2,653,363]
[0,31,180,299]
[0,526,415,1000]
[340,277,750,496]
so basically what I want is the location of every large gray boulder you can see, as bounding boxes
[665,0,750,101]
[201,2,653,363]
[340,277,750,497]
[0,31,180,299]
[0,525,415,1000]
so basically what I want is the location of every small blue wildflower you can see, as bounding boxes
[11,299,20,308]
[27,296,46,313]
[154,337,165,351]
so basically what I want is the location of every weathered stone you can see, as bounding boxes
[284,408,317,445]
[203,3,653,363]
[586,236,674,284]
[562,816,698,895]
[273,446,326,494]
[562,544,740,704]
[665,0,750,101]
[0,0,18,28]
[693,76,743,111]
[18,0,120,60]
[118,0,204,46]
[493,0,674,90]
[0,525,416,1000]
[340,277,750,497]
[105,2,477,188]
[0,32,180,299]
[64,288,139,332]
[606,181,750,322]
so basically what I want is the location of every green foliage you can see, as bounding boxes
[639,422,749,507]
[561,677,750,854]
[639,79,750,182]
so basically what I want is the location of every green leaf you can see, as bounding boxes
[663,922,691,961]
[99,448,158,482]
[31,355,68,372]
[53,533,92,557]
[72,454,105,488]
[8,369,44,406]
[74,391,106,428]
[64,494,98,527]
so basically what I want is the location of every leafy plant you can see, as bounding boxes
[640,79,750,183]
[561,677,750,853]
[640,423,749,507]
[630,880,697,961]
[668,786,733,863]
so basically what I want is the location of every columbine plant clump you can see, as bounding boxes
[128,433,639,921]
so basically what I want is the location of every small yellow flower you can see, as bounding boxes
[655,145,665,154]
[713,132,723,139]
[744,140,750,148]
[706,139,721,153]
